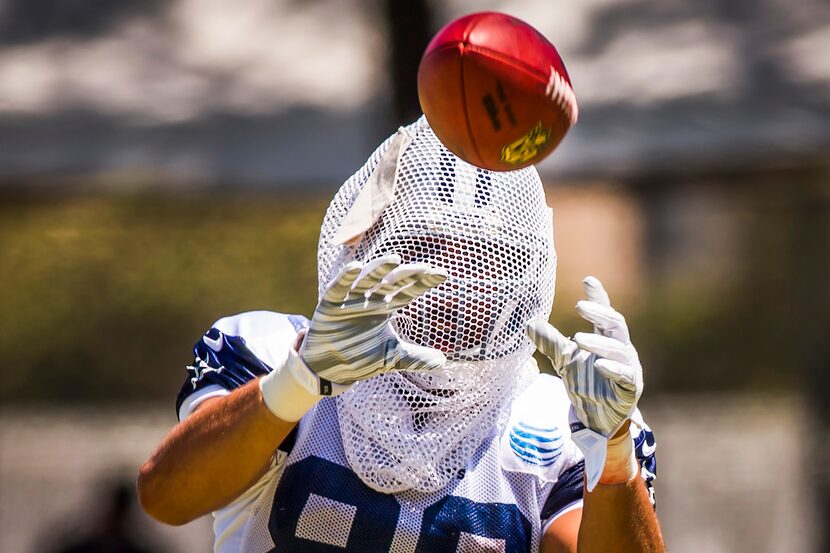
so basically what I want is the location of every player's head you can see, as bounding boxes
[319,116,556,494]
[318,116,556,362]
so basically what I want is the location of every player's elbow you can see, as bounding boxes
[137,459,196,526]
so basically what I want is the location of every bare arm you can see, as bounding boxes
[542,482,663,553]
[541,508,581,553]
[542,423,665,553]
[137,260,447,526]
[137,379,296,525]
[577,474,664,552]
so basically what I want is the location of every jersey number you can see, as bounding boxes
[269,456,531,553]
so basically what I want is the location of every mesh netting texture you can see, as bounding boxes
[318,116,557,493]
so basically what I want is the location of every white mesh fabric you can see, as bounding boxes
[240,395,562,553]
[318,116,556,493]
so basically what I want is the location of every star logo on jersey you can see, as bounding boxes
[185,355,226,390]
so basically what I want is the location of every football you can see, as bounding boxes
[418,12,578,171]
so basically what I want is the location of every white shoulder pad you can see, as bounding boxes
[178,311,310,420]
[499,373,582,483]
[210,310,309,369]
[212,310,308,341]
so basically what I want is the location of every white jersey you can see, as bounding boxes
[176,311,657,553]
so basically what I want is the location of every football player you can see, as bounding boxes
[138,117,664,552]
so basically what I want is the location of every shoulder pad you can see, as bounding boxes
[176,311,310,417]
[208,311,309,365]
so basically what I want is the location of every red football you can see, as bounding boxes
[418,12,578,171]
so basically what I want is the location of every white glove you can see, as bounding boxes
[527,276,643,491]
[260,255,448,421]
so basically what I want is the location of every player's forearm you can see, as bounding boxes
[578,476,665,553]
[137,379,295,525]
[578,424,665,552]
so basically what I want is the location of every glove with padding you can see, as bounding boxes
[260,255,448,421]
[527,276,643,491]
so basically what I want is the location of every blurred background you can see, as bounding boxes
[1,0,828,551]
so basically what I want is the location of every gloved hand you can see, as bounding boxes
[527,276,643,491]
[260,254,448,422]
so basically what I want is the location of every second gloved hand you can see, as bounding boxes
[527,276,643,490]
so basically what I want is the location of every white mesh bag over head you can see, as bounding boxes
[318,116,556,493]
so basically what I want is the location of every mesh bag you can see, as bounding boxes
[318,116,556,493]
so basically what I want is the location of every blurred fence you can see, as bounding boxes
[3,172,828,404]
[0,395,813,553]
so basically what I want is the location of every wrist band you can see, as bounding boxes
[259,349,344,422]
